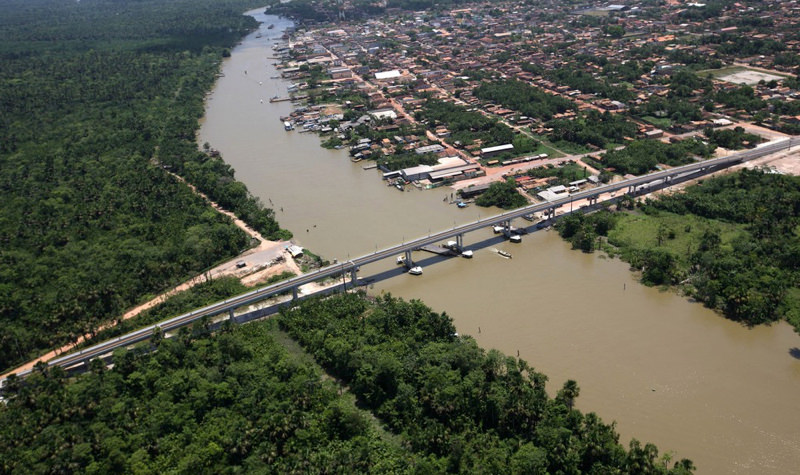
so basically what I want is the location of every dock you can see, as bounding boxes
[269,96,293,103]
[416,244,457,256]
[362,163,378,170]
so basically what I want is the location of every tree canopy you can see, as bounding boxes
[0,293,695,473]
[475,179,529,209]
[0,0,288,372]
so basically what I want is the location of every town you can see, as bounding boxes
[269,0,800,205]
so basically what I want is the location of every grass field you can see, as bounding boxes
[525,132,567,157]
[641,115,673,129]
[606,210,744,266]
[549,139,593,155]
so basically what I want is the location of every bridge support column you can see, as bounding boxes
[229,308,237,324]
[292,286,298,300]
[350,267,358,285]
[456,234,463,249]
[404,250,413,268]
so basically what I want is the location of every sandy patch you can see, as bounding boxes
[719,70,785,85]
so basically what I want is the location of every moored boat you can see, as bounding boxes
[460,250,474,258]
[497,250,512,258]
[408,266,423,275]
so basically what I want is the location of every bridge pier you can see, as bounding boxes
[350,267,358,285]
[404,249,413,268]
[229,308,237,324]
[456,233,463,249]
[292,286,298,300]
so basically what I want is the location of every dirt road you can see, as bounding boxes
[1,173,302,380]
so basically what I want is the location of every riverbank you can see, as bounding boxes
[0,168,302,381]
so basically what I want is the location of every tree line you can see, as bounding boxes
[0,293,695,472]
[557,169,800,331]
[0,0,288,372]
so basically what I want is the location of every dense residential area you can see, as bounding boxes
[271,0,800,194]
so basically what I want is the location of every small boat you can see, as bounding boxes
[395,182,404,191]
[460,250,474,258]
[408,266,423,275]
[396,255,406,265]
[492,225,504,234]
[509,234,522,243]
[283,121,294,131]
[498,250,512,258]
[457,201,468,208]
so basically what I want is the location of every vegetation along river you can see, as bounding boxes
[197,9,800,474]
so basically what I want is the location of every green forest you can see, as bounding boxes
[0,0,288,372]
[557,169,800,331]
[0,293,696,473]
[474,179,529,209]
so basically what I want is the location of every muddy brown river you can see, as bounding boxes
[197,10,800,473]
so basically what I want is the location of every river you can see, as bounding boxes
[197,9,800,473]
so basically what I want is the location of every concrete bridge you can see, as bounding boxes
[5,136,798,380]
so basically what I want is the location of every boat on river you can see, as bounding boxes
[408,266,423,275]
[497,250,512,258]
[509,234,522,243]
[461,250,474,258]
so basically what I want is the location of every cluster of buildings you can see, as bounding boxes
[271,0,800,197]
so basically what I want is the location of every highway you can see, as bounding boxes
[8,136,798,379]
